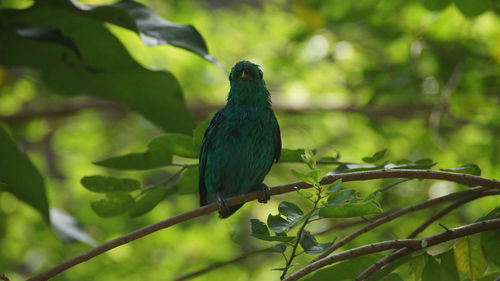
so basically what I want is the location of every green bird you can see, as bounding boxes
[199,61,281,218]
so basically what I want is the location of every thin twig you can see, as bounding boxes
[312,186,493,261]
[27,169,500,281]
[314,208,400,236]
[281,193,321,279]
[283,218,500,281]
[407,190,500,238]
[173,253,260,281]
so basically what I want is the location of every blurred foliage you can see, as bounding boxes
[0,0,499,280]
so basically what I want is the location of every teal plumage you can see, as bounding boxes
[199,61,281,218]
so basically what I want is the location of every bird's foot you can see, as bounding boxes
[216,192,230,218]
[258,184,271,203]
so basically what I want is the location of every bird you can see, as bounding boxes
[198,61,281,218]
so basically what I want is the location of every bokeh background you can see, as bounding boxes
[1,0,499,280]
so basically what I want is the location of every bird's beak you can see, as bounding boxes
[238,70,255,82]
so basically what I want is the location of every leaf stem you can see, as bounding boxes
[280,185,322,280]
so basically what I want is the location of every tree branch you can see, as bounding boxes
[27,169,500,281]
[283,218,500,281]
[312,186,495,262]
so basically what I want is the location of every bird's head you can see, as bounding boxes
[229,61,265,87]
[227,61,270,106]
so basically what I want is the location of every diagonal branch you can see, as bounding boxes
[407,189,500,238]
[27,169,500,281]
[312,186,494,261]
[283,218,500,281]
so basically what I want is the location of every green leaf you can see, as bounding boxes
[278,201,304,223]
[327,179,343,192]
[94,150,172,170]
[292,169,313,184]
[334,163,385,173]
[0,182,7,189]
[279,148,308,163]
[422,0,452,11]
[299,230,333,254]
[319,200,383,218]
[479,207,500,266]
[317,155,342,165]
[436,250,460,281]
[148,134,198,158]
[441,164,481,176]
[385,159,437,170]
[379,178,412,192]
[267,214,290,233]
[0,126,49,222]
[193,119,210,148]
[380,273,404,281]
[302,254,382,281]
[7,25,80,56]
[422,255,442,281]
[454,236,488,280]
[251,244,288,254]
[76,0,220,66]
[250,219,296,242]
[91,192,135,217]
[0,2,195,134]
[454,0,491,18]
[327,189,356,206]
[129,186,171,217]
[175,167,198,195]
[81,175,140,193]
[309,169,323,183]
[250,219,270,236]
[362,149,387,163]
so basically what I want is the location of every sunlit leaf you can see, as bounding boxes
[319,200,383,218]
[0,126,49,222]
[279,148,306,163]
[81,175,140,193]
[0,2,196,134]
[454,236,487,280]
[91,192,135,217]
[441,164,481,176]
[129,186,171,217]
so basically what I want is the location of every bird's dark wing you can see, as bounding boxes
[199,110,224,206]
[272,112,281,163]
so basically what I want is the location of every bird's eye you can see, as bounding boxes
[229,74,232,81]
[258,70,263,78]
